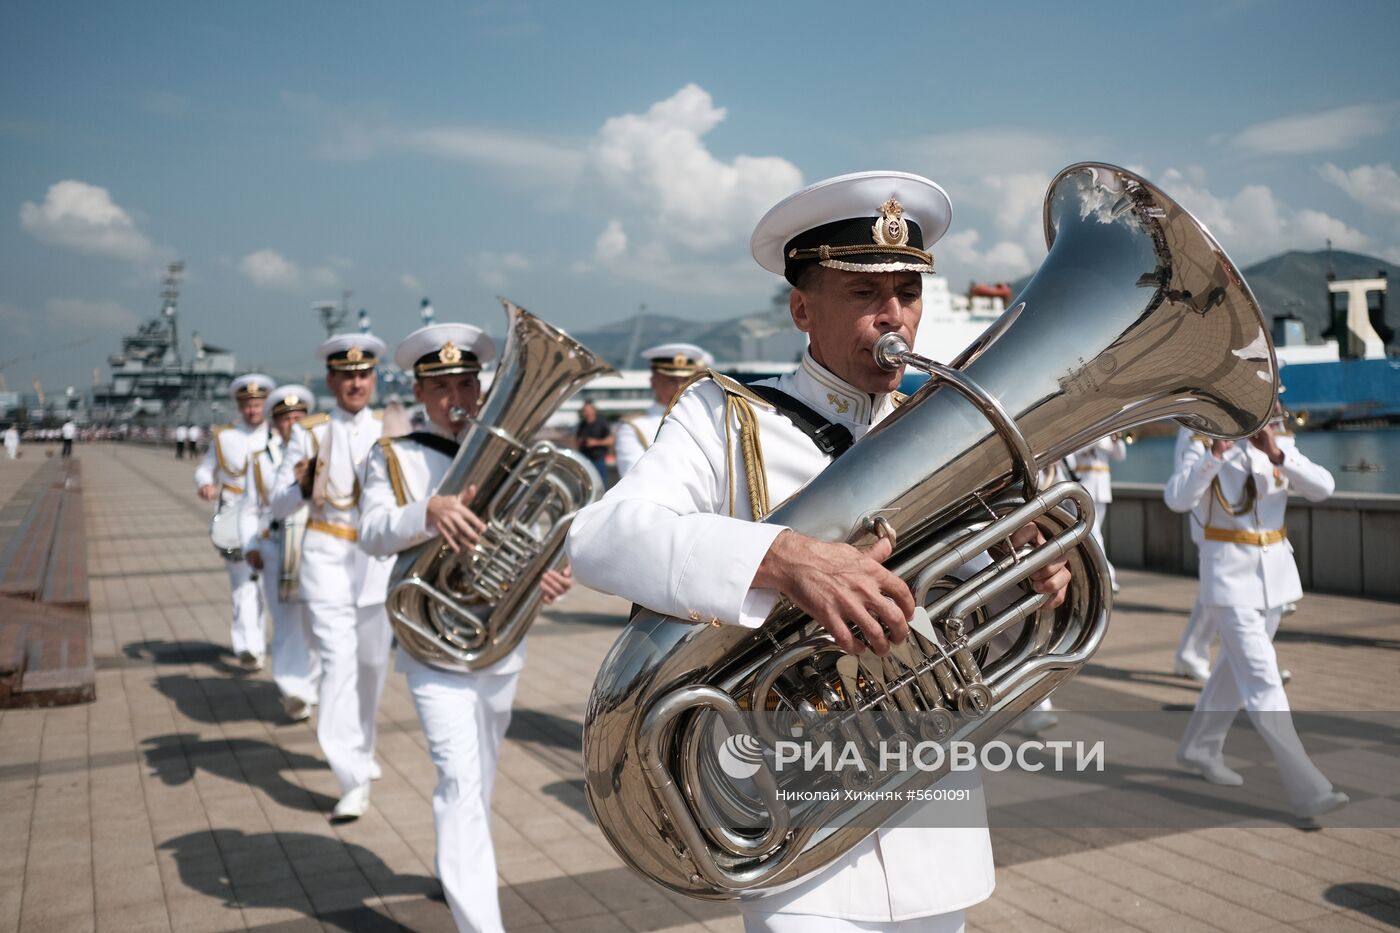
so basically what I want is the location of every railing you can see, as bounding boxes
[1105,483,1400,602]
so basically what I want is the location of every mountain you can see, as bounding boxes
[1240,250,1397,347]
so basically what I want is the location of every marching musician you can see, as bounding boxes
[195,373,273,671]
[1170,425,1213,682]
[1165,402,1348,819]
[568,173,1072,933]
[240,385,322,722]
[1067,434,1127,593]
[268,334,392,821]
[359,323,571,933]
[614,342,713,478]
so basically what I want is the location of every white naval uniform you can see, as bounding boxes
[268,406,392,794]
[3,427,18,459]
[614,401,665,478]
[568,351,995,930]
[195,420,269,660]
[360,426,526,933]
[1067,435,1125,589]
[1164,431,1337,810]
[240,434,321,707]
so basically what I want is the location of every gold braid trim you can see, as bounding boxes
[620,414,651,450]
[252,453,268,505]
[378,437,410,508]
[1210,474,1257,517]
[212,425,243,478]
[668,369,775,520]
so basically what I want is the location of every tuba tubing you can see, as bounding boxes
[581,163,1279,898]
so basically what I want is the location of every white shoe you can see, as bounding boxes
[237,651,263,672]
[1111,581,1121,594]
[1279,669,1292,685]
[332,784,370,821]
[1176,754,1244,786]
[282,695,311,722]
[368,759,382,781]
[1295,790,1349,820]
[1173,661,1210,683]
[1016,709,1059,736]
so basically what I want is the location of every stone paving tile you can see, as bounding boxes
[6,446,1400,932]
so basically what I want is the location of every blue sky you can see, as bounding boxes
[3,0,1398,391]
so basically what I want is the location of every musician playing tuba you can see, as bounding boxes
[240,384,322,722]
[359,323,571,933]
[568,173,1072,933]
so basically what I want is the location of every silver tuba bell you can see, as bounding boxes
[581,163,1279,898]
[386,298,614,670]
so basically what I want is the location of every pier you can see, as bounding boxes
[1,444,1398,932]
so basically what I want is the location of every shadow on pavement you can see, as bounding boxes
[143,732,337,813]
[1325,883,1400,926]
[124,638,241,671]
[159,828,443,932]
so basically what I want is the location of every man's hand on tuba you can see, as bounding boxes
[754,530,914,657]
[1012,522,1071,609]
[427,483,486,553]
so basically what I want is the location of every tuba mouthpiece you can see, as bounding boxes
[873,333,910,372]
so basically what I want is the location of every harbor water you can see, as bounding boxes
[1112,427,1400,495]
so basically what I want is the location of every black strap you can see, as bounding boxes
[746,384,855,459]
[403,431,461,460]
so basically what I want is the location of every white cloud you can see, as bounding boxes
[239,249,302,289]
[238,249,341,290]
[586,84,803,253]
[469,251,531,290]
[938,230,1032,283]
[401,273,423,292]
[1228,103,1397,155]
[1319,162,1400,217]
[1158,167,1370,260]
[19,180,157,262]
[593,221,627,262]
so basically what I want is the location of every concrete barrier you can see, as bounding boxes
[1105,483,1400,602]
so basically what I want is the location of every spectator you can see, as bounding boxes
[574,401,613,486]
[60,419,76,458]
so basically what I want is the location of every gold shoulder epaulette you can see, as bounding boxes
[300,412,330,429]
[214,423,235,435]
[667,368,772,416]
[377,436,410,506]
[372,410,384,421]
[1190,433,1212,446]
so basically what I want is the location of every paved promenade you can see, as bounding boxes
[2,443,1398,932]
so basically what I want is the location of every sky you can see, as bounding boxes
[2,0,1399,392]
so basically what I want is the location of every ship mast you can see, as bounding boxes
[161,261,184,364]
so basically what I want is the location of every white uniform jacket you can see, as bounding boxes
[1163,433,1332,610]
[194,421,269,509]
[614,401,665,478]
[359,426,526,676]
[238,433,283,553]
[568,350,996,922]
[268,406,391,608]
[1067,435,1125,503]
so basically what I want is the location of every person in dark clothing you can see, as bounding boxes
[574,401,613,486]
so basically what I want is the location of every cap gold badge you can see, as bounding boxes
[872,198,908,249]
[440,340,463,365]
[346,345,364,363]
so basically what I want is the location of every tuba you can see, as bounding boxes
[386,298,614,670]
[582,163,1278,898]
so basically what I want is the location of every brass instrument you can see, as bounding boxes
[276,508,308,601]
[581,163,1278,898]
[386,299,613,670]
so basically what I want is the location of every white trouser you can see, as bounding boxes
[1178,607,1332,809]
[227,559,265,658]
[4,445,15,459]
[260,567,320,704]
[1088,500,1116,588]
[743,909,965,933]
[1174,593,1214,673]
[407,663,519,933]
[307,601,391,793]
